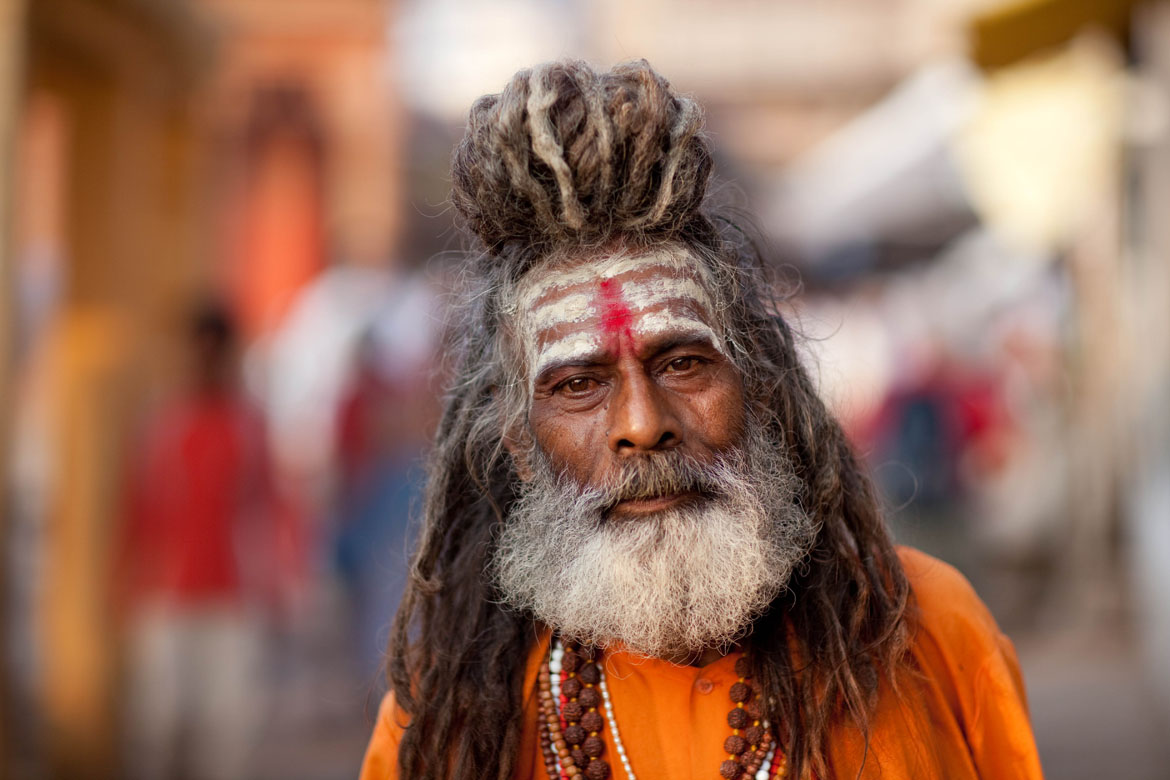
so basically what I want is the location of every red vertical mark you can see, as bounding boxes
[598,278,633,354]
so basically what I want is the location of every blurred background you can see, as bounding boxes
[1,0,1168,777]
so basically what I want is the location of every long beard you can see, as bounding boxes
[490,426,816,659]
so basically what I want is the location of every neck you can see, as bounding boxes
[599,641,738,668]
[662,645,736,667]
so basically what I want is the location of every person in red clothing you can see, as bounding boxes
[117,302,278,780]
[361,60,1043,780]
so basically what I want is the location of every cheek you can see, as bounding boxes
[529,404,608,477]
[688,371,747,449]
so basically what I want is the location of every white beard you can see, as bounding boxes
[490,427,816,659]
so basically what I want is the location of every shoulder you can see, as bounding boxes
[897,545,1020,706]
[900,545,1023,674]
[895,548,1044,776]
[898,545,1001,644]
[359,691,410,780]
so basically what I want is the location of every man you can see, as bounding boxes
[118,302,281,780]
[360,60,1042,779]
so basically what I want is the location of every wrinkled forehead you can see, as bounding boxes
[512,248,724,380]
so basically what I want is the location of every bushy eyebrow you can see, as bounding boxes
[532,329,722,388]
[533,355,607,387]
[641,331,722,359]
[531,334,605,383]
[633,313,725,357]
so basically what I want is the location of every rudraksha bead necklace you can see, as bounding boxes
[538,638,788,780]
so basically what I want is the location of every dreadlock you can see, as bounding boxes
[387,59,913,780]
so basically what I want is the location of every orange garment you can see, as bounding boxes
[360,547,1043,779]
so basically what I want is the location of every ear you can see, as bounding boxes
[503,426,535,482]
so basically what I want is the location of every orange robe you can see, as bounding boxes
[360,547,1043,779]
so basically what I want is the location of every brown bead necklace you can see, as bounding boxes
[538,639,788,780]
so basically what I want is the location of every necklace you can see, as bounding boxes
[538,639,788,780]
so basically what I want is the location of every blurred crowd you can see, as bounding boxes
[3,1,1170,778]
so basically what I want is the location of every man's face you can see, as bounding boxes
[493,248,814,659]
[520,249,746,511]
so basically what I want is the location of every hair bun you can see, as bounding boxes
[451,59,712,263]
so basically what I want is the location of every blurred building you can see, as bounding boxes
[196,0,403,336]
[4,2,212,776]
[1,0,401,777]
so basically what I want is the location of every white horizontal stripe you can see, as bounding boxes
[618,277,711,310]
[527,278,712,334]
[526,293,595,331]
[532,332,601,378]
[632,310,725,354]
[516,250,694,310]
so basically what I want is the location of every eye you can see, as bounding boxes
[664,356,700,373]
[558,376,598,395]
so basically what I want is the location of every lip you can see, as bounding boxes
[609,491,697,518]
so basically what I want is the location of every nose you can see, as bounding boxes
[607,369,680,455]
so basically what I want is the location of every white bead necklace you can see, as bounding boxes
[549,639,779,780]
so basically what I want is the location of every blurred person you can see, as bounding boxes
[332,325,432,682]
[360,61,1043,780]
[865,349,1013,511]
[115,301,283,780]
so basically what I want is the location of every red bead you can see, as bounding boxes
[563,677,582,698]
[745,725,765,746]
[720,759,743,779]
[744,699,763,719]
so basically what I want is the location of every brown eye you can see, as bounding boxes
[562,377,595,394]
[666,357,696,372]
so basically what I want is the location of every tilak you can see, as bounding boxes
[597,278,635,355]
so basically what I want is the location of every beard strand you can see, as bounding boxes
[490,426,816,659]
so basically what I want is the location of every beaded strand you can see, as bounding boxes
[541,642,611,779]
[596,664,634,779]
[539,639,787,780]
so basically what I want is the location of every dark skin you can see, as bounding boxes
[517,264,748,665]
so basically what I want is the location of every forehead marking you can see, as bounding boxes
[633,309,716,340]
[527,277,710,332]
[516,250,695,311]
[598,278,633,349]
[528,292,595,331]
[530,299,724,381]
[535,332,601,372]
[520,251,727,384]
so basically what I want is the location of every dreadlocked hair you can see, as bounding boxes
[387,59,914,780]
[451,58,714,277]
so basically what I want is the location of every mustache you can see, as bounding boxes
[569,449,735,510]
